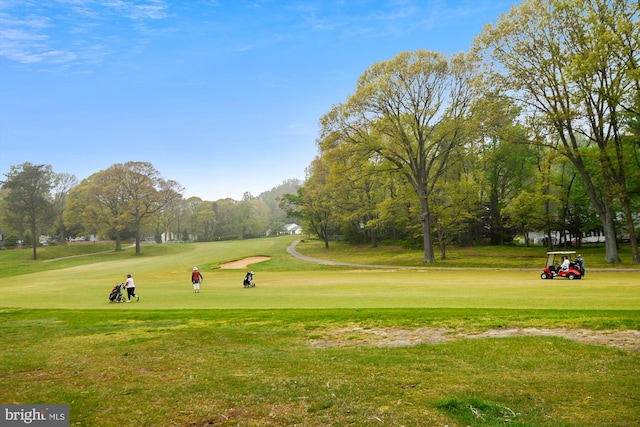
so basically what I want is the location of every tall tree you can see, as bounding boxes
[474,0,640,263]
[236,194,270,239]
[258,179,303,235]
[501,190,548,247]
[155,195,186,243]
[321,135,389,247]
[1,163,54,259]
[212,198,238,240]
[185,197,203,241]
[470,93,536,245]
[280,157,336,248]
[320,50,476,262]
[431,172,483,255]
[196,201,217,241]
[67,167,130,250]
[65,162,183,253]
[119,162,184,254]
[51,172,78,244]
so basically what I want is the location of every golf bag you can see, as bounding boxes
[109,283,127,303]
[243,271,256,288]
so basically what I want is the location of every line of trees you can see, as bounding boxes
[0,161,301,259]
[2,1,637,264]
[281,0,639,264]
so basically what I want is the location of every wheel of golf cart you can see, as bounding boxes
[541,272,548,279]
[567,272,576,280]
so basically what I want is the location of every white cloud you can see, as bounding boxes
[102,0,168,20]
[0,1,169,67]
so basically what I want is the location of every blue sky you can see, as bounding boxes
[0,0,516,201]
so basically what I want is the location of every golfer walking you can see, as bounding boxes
[124,273,139,302]
[192,267,203,293]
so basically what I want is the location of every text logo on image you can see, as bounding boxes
[2,405,69,426]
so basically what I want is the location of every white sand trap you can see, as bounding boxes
[219,256,271,269]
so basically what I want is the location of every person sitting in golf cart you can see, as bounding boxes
[551,255,570,276]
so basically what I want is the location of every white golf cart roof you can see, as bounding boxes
[546,251,576,255]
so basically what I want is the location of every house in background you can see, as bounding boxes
[282,223,302,235]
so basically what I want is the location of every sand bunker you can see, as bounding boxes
[219,256,271,269]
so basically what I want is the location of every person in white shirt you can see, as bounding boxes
[560,256,570,272]
[124,273,139,302]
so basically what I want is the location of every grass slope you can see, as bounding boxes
[0,237,639,426]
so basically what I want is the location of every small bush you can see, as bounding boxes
[4,234,19,249]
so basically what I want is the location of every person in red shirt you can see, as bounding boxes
[191,267,203,293]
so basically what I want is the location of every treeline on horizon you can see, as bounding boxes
[0,160,303,258]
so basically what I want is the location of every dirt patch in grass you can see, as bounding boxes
[218,256,271,269]
[308,326,640,352]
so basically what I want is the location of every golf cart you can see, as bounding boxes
[541,251,584,280]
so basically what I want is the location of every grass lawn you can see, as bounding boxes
[1,236,639,426]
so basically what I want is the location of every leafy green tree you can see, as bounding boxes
[3,233,18,248]
[470,94,536,245]
[320,50,477,262]
[0,186,26,243]
[431,174,483,256]
[65,162,183,253]
[1,163,54,259]
[258,179,302,236]
[280,157,336,248]
[235,193,270,239]
[502,191,547,247]
[51,173,77,244]
[185,197,204,241]
[212,198,238,240]
[474,0,639,263]
[535,151,561,249]
[118,162,184,254]
[66,168,130,250]
[620,95,640,255]
[320,135,390,247]
[196,201,217,241]
[376,174,421,244]
[155,196,186,243]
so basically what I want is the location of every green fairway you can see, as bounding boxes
[1,237,639,426]
[1,268,639,310]
[0,236,638,310]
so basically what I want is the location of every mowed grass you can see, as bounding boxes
[292,238,640,269]
[1,236,639,426]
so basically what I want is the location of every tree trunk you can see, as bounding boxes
[488,186,502,245]
[30,218,37,260]
[601,202,621,264]
[437,226,447,260]
[420,196,436,263]
[621,196,640,264]
[323,224,329,249]
[569,144,621,264]
[135,228,141,255]
[370,227,377,248]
